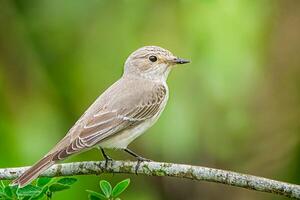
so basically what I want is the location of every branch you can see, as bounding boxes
[1,161,299,199]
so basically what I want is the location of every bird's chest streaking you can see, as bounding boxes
[98,82,169,149]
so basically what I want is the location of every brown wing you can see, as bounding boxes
[51,84,167,161]
[12,82,167,187]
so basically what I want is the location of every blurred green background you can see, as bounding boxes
[0,0,299,199]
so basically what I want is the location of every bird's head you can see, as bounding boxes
[123,46,190,81]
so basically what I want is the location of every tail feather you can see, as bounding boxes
[12,154,54,188]
[12,136,80,187]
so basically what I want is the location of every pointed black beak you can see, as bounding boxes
[173,58,190,64]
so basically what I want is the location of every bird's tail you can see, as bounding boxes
[11,154,55,188]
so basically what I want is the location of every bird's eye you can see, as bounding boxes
[149,55,157,62]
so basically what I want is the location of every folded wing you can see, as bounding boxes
[12,83,167,187]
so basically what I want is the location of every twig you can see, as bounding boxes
[1,161,299,199]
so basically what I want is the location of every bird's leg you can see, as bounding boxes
[124,148,152,174]
[99,148,113,168]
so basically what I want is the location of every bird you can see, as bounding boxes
[12,45,190,187]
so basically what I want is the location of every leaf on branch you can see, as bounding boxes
[31,186,49,200]
[4,186,12,198]
[86,190,107,200]
[112,179,130,198]
[17,185,42,197]
[0,181,4,189]
[49,183,70,192]
[57,177,77,186]
[36,177,52,187]
[99,180,112,198]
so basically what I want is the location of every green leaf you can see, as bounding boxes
[57,177,77,186]
[36,177,52,187]
[16,185,42,197]
[88,194,101,200]
[86,190,107,200]
[112,179,130,197]
[10,185,17,194]
[42,185,49,193]
[30,193,45,200]
[99,180,111,198]
[46,190,52,199]
[0,187,4,195]
[31,186,48,200]
[49,183,70,192]
[0,187,6,199]
[4,186,12,198]
[0,181,4,189]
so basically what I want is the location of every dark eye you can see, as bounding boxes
[149,55,157,62]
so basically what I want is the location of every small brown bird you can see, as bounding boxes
[12,46,190,187]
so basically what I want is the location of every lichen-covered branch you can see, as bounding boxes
[1,161,299,199]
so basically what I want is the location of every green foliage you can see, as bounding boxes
[17,185,42,197]
[86,190,106,200]
[87,179,130,200]
[49,183,70,192]
[99,180,112,198]
[56,178,77,186]
[36,178,52,188]
[111,179,130,198]
[0,177,77,200]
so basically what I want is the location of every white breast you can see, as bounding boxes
[98,85,169,149]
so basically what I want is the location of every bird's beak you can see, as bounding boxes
[169,57,190,65]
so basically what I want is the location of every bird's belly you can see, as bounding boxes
[98,82,169,149]
[98,117,157,149]
[98,83,169,149]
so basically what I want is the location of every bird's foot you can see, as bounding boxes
[123,148,152,174]
[100,148,114,168]
[104,155,113,168]
[135,156,152,175]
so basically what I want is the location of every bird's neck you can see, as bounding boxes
[123,67,171,83]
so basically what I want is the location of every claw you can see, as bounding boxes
[100,148,114,169]
[135,157,151,175]
[123,148,152,174]
[104,156,113,168]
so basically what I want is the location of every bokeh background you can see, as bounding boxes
[0,0,299,199]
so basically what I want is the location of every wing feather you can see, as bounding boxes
[79,84,166,146]
[52,84,167,161]
[13,79,168,188]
